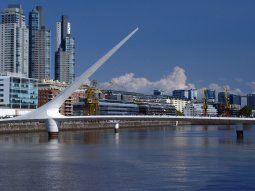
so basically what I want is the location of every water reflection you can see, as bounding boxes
[0,125,253,146]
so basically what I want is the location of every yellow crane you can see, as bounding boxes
[223,87,231,117]
[84,80,102,115]
[202,88,208,116]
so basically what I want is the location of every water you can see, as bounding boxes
[0,125,255,190]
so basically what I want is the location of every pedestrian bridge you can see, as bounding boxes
[0,27,253,138]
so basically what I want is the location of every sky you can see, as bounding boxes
[1,0,255,95]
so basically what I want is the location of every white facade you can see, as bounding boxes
[166,98,188,112]
[0,5,29,77]
[184,103,218,117]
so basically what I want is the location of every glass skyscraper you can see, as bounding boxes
[247,94,255,110]
[205,89,215,103]
[55,15,75,84]
[29,6,51,80]
[218,92,241,106]
[0,4,29,77]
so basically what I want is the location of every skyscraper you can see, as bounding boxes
[55,15,75,84]
[0,4,29,76]
[205,89,216,103]
[29,6,51,80]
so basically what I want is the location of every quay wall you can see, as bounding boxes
[0,120,190,134]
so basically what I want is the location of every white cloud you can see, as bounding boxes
[99,66,244,97]
[208,83,243,95]
[247,82,255,93]
[99,66,194,94]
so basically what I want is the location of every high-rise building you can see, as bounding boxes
[153,89,164,96]
[0,4,29,76]
[205,89,215,103]
[247,94,255,110]
[218,92,241,106]
[55,15,75,84]
[172,90,189,99]
[29,6,51,80]
[188,89,198,100]
[173,89,197,100]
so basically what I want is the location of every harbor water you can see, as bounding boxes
[0,125,255,190]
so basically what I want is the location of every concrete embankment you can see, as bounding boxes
[0,120,190,134]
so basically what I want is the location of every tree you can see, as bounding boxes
[176,110,184,116]
[238,106,252,117]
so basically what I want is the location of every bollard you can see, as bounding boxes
[114,123,119,133]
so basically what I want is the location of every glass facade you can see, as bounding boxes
[218,92,225,104]
[99,101,139,115]
[29,6,51,80]
[153,90,164,96]
[218,92,241,106]
[247,94,255,110]
[230,94,241,105]
[205,89,215,102]
[188,89,198,100]
[10,77,38,109]
[0,76,38,109]
[55,15,75,84]
[172,90,188,99]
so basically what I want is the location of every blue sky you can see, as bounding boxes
[1,0,255,94]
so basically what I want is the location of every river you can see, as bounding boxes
[0,125,255,190]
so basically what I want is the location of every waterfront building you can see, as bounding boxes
[138,103,176,116]
[166,98,188,112]
[205,89,216,103]
[241,96,247,107]
[218,92,226,104]
[153,89,164,96]
[73,99,139,116]
[184,103,218,117]
[0,73,38,109]
[173,89,197,101]
[29,6,51,80]
[38,79,84,115]
[73,99,176,116]
[172,90,189,99]
[247,94,255,110]
[218,92,241,109]
[103,90,144,102]
[0,4,29,77]
[55,15,75,84]
[100,100,139,115]
[188,89,198,100]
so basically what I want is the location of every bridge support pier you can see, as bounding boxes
[46,118,59,139]
[236,126,244,140]
[114,123,119,133]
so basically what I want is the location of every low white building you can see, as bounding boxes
[166,98,188,113]
[134,97,188,113]
[184,103,218,117]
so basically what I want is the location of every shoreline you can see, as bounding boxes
[0,120,190,134]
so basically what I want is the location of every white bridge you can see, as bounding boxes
[1,27,254,137]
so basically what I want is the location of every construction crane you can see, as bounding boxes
[84,80,102,115]
[223,87,231,117]
[202,88,208,116]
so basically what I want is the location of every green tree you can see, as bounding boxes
[238,106,252,117]
[176,110,184,116]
